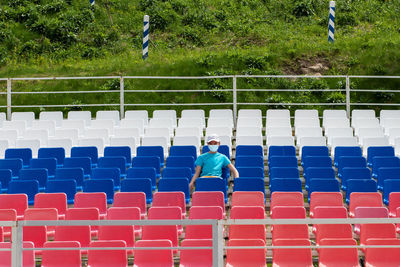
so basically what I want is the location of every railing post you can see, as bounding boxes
[233,76,237,124]
[345,76,350,118]
[7,78,11,120]
[11,221,23,267]
[120,77,125,119]
[212,220,224,266]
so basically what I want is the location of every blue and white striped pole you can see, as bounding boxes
[90,0,95,6]
[143,15,149,60]
[328,1,335,43]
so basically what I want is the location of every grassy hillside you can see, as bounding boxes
[0,0,400,114]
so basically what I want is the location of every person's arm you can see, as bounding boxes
[189,165,202,191]
[227,163,239,178]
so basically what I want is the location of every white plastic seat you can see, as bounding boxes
[380,110,400,120]
[54,129,79,145]
[16,139,40,157]
[47,138,73,156]
[90,119,115,135]
[294,118,320,130]
[236,135,263,146]
[0,140,9,158]
[175,127,202,137]
[295,109,319,119]
[297,136,326,148]
[352,118,381,133]
[145,127,171,141]
[39,111,63,127]
[125,110,148,126]
[114,128,141,146]
[323,117,350,129]
[0,113,6,123]
[325,127,354,146]
[178,118,204,130]
[96,110,120,126]
[181,109,205,128]
[237,117,262,128]
[395,137,400,157]
[362,137,390,156]
[388,128,400,145]
[352,109,375,120]
[266,118,291,128]
[153,110,177,128]
[173,136,201,154]
[295,127,323,138]
[357,128,385,145]
[267,136,295,147]
[148,118,174,136]
[23,129,49,146]
[323,109,347,120]
[11,112,35,127]
[84,128,110,144]
[236,127,262,137]
[120,119,145,136]
[266,127,292,137]
[0,130,19,146]
[381,118,400,134]
[110,137,137,156]
[61,120,85,135]
[207,117,233,129]
[32,120,56,136]
[141,136,169,156]
[78,138,105,156]
[238,109,262,118]
[68,111,92,126]
[210,109,233,119]
[2,121,26,136]
[331,137,359,155]
[266,109,290,119]
[205,127,232,138]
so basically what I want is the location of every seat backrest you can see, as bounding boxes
[24,208,58,221]
[113,192,146,215]
[272,239,313,266]
[19,168,48,188]
[152,192,186,214]
[120,178,153,203]
[180,239,212,267]
[133,154,162,175]
[83,179,114,203]
[195,178,226,200]
[236,167,264,178]
[66,207,100,221]
[232,191,265,207]
[349,192,382,217]
[226,239,266,267]
[64,157,92,175]
[318,238,359,267]
[38,147,66,165]
[136,146,165,162]
[68,111,92,125]
[98,156,126,175]
[158,178,190,202]
[169,145,197,159]
[71,146,98,165]
[233,178,265,196]
[74,192,107,215]
[270,192,304,215]
[346,180,378,203]
[388,192,400,217]
[365,238,400,266]
[133,240,173,266]
[162,167,192,181]
[192,191,225,211]
[235,145,264,157]
[42,241,81,267]
[4,149,31,166]
[45,180,77,204]
[8,180,39,204]
[269,178,302,194]
[30,158,57,176]
[268,156,297,168]
[91,167,121,188]
[88,240,127,267]
[333,146,362,165]
[354,206,388,219]
[126,167,156,187]
[0,241,35,267]
[360,224,397,246]
[104,146,132,164]
[39,111,63,126]
[55,168,84,188]
[266,136,295,146]
[309,192,344,217]
[166,156,195,173]
[34,193,67,217]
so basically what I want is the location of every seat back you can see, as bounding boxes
[71,146,98,165]
[8,180,39,205]
[42,241,81,267]
[180,239,212,267]
[365,238,400,266]
[63,157,92,175]
[318,238,359,267]
[0,241,35,267]
[120,178,153,204]
[88,240,127,267]
[74,192,107,215]
[113,192,146,216]
[5,148,32,166]
[133,240,173,267]
[34,194,67,218]
[309,192,343,217]
[272,239,313,267]
[226,239,266,267]
[45,180,77,204]
[38,148,66,165]
[232,191,265,208]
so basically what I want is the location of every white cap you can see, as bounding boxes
[206,134,220,143]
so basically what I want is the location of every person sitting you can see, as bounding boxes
[189,134,239,191]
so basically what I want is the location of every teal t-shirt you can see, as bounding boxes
[195,152,231,177]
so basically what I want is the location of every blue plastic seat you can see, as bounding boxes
[19,168,48,191]
[38,147,66,166]
[334,147,362,167]
[341,167,371,191]
[269,178,302,194]
[236,145,264,157]
[0,169,12,193]
[194,177,227,203]
[126,167,157,190]
[131,156,161,178]
[303,156,332,176]
[270,167,300,179]
[236,167,264,179]
[337,156,366,179]
[269,156,298,168]
[304,167,335,190]
[158,178,191,203]
[345,179,377,204]
[170,146,197,160]
[83,179,115,204]
[233,178,265,197]
[46,179,77,204]
[30,158,57,177]
[98,156,127,176]
[383,179,400,205]
[71,146,98,167]
[5,148,32,167]
[268,146,296,163]
[121,178,153,204]
[162,167,192,181]
[92,168,121,190]
[136,146,164,167]
[308,178,340,202]
[377,167,400,191]
[367,146,395,167]
[371,156,400,178]
[0,159,23,178]
[166,156,195,174]
[235,156,264,168]
[301,146,329,166]
[64,157,92,178]
[55,168,84,191]
[104,146,132,168]
[8,180,39,205]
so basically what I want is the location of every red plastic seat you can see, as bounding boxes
[309,192,343,218]
[0,227,2,242]
[66,207,100,238]
[42,241,81,267]
[0,209,17,240]
[107,206,142,237]
[226,239,266,267]
[354,207,389,234]
[349,192,382,217]
[186,206,224,239]
[192,191,225,216]
[74,192,107,219]
[365,238,400,267]
[270,206,308,241]
[133,240,173,267]
[272,239,313,267]
[88,240,128,267]
[232,191,265,208]
[388,192,400,217]
[153,192,187,218]
[270,192,304,216]
[229,206,265,241]
[34,193,68,220]
[312,206,348,234]
[113,192,147,219]
[54,225,91,255]
[0,194,28,220]
[148,206,183,236]
[318,238,360,267]
[359,224,397,248]
[180,239,212,267]
[98,207,138,255]
[0,241,35,267]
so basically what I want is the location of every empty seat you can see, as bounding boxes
[166,156,195,174]
[236,167,264,179]
[195,178,227,203]
[113,192,147,219]
[372,156,400,178]
[337,156,367,179]
[388,192,400,217]
[303,156,332,175]
[132,156,161,177]
[110,137,137,156]
[269,178,302,194]
[5,148,31,167]
[270,206,308,240]
[83,179,114,204]
[272,239,313,267]
[96,110,120,125]
[297,137,326,151]
[162,167,192,181]
[38,147,65,166]
[34,193,68,220]
[0,241,35,267]
[232,191,265,208]
[46,180,77,204]
[74,192,107,219]
[55,167,84,191]
[125,110,148,124]
[363,137,390,156]
[8,180,39,205]
[265,127,292,137]
[341,167,371,191]
[61,120,86,135]
[365,238,400,267]
[68,110,92,125]
[16,139,41,157]
[121,178,153,204]
[346,179,377,204]
[192,191,225,214]
[318,238,359,267]
[304,167,335,190]
[180,239,212,267]
[333,146,362,167]
[158,178,190,203]
[267,136,295,147]
[226,239,267,267]
[233,178,265,197]
[229,206,265,240]
[71,146,99,166]
[367,146,395,166]
[98,156,127,177]
[24,208,58,251]
[133,240,173,267]
[127,167,157,190]
[64,157,92,177]
[65,208,100,239]
[153,192,186,218]
[137,146,165,166]
[0,169,11,193]
[148,206,183,236]
[87,240,127,267]
[30,158,57,177]
[354,207,389,234]
[170,145,197,159]
[270,192,304,216]
[360,223,397,247]
[0,194,28,220]
[314,207,352,245]
[301,146,329,164]
[19,168,48,191]
[383,179,400,205]
[104,146,132,167]
[308,179,340,201]
[142,216,178,251]
[92,167,121,190]
[236,135,263,146]
[349,192,383,217]
[309,192,344,217]
[42,241,81,267]
[268,156,297,169]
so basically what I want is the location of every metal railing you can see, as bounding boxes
[2,75,400,121]
[3,217,400,267]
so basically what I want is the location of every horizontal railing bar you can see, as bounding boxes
[123,76,233,79]
[235,75,347,78]
[10,76,120,81]
[236,89,345,92]
[351,89,400,92]
[22,246,214,251]
[125,89,233,93]
[11,91,120,94]
[124,103,232,106]
[0,92,7,94]
[350,103,400,106]
[10,89,234,94]
[20,219,218,226]
[0,221,17,227]
[237,103,346,106]
[350,75,400,78]
[11,104,119,108]
[224,245,400,249]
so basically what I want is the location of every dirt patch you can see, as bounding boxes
[284,56,331,75]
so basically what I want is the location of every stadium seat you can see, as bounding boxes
[365,238,400,267]
[313,209,352,245]
[8,180,39,205]
[162,167,192,182]
[354,207,389,234]
[232,191,265,208]
[166,156,195,174]
[5,148,32,167]
[0,169,11,193]
[136,146,164,167]
[0,158,23,177]
[38,147,65,166]
[153,192,186,218]
[269,178,302,194]
[61,120,86,135]
[24,208,58,250]
[272,239,313,267]
[78,138,105,155]
[318,238,359,267]
[303,156,332,175]
[301,146,329,165]
[235,156,264,168]
[233,178,265,197]
[54,225,91,256]
[236,167,264,178]
[29,158,56,178]
[42,241,81,267]
[74,192,107,219]
[0,241,35,267]
[46,180,77,204]
[68,110,91,125]
[377,167,400,191]
[341,167,371,191]
[91,167,121,191]
[148,206,183,236]
[0,194,27,220]
[158,178,190,204]
[131,156,161,177]
[186,206,224,239]
[363,137,390,157]
[192,191,225,215]
[235,145,264,157]
[309,192,344,218]
[173,136,201,150]
[229,206,265,240]
[83,179,114,204]
[0,130,18,147]
[19,168,48,191]
[388,192,400,217]
[133,240,173,267]
[383,179,400,205]
[113,192,147,219]
[367,146,395,167]
[348,192,382,217]
[104,146,132,168]
[195,178,227,203]
[169,145,197,159]
[126,167,157,190]
[270,192,304,216]
[34,193,68,220]
[108,206,141,237]
[121,178,153,204]
[346,179,378,204]
[268,156,298,169]
[337,156,367,179]
[125,110,148,124]
[360,223,397,248]
[110,136,137,155]
[66,208,100,239]
[98,156,127,177]
[0,209,16,240]
[270,206,308,241]
[142,220,178,253]
[267,146,296,161]
[372,156,400,180]
[304,167,335,190]
[180,239,212,267]
[333,146,362,167]
[267,136,295,147]
[266,127,292,138]
[88,240,127,267]
[269,167,299,180]
[63,157,92,177]
[55,167,84,191]
[226,239,267,267]
[71,146,99,166]
[308,179,340,202]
